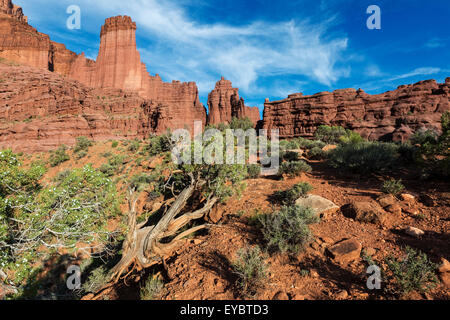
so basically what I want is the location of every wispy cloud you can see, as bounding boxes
[15,0,350,96]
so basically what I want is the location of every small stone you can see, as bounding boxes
[440,273,450,288]
[272,291,289,300]
[327,238,362,264]
[310,270,319,278]
[403,207,419,216]
[385,204,402,215]
[335,290,348,300]
[365,247,377,256]
[438,258,450,274]
[405,226,425,238]
[377,194,396,208]
[400,193,415,202]
[342,202,388,225]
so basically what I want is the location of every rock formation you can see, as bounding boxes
[207,77,260,126]
[0,3,206,134]
[263,79,450,141]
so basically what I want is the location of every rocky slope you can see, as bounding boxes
[0,62,180,152]
[207,77,261,126]
[263,79,450,141]
[0,2,206,134]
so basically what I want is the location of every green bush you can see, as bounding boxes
[307,146,326,159]
[381,179,405,196]
[73,136,93,154]
[82,266,109,294]
[328,141,399,174]
[409,128,438,146]
[49,145,70,167]
[140,275,164,300]
[281,150,300,162]
[75,150,88,160]
[273,182,313,205]
[232,246,268,297]
[146,133,172,156]
[385,246,438,297]
[229,117,254,131]
[314,125,364,145]
[127,140,141,152]
[257,205,318,254]
[279,139,300,151]
[247,164,261,179]
[111,141,119,148]
[280,160,312,178]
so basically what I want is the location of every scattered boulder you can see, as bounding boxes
[364,247,377,256]
[438,258,450,274]
[385,204,402,215]
[327,238,362,264]
[440,273,450,289]
[377,194,396,208]
[400,193,416,203]
[322,145,337,152]
[404,226,425,238]
[342,202,388,225]
[335,290,349,300]
[295,195,339,218]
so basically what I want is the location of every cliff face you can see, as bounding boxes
[207,77,261,126]
[0,4,206,134]
[0,62,162,152]
[263,79,450,141]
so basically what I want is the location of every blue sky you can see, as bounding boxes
[14,0,450,113]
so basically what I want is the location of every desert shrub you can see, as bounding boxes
[279,139,300,151]
[314,125,347,144]
[409,128,439,146]
[247,164,261,179]
[281,150,300,162]
[384,246,438,297]
[146,133,172,156]
[99,163,115,177]
[229,117,254,131]
[111,141,119,148]
[232,246,268,297]
[82,266,109,294]
[314,125,364,145]
[415,112,450,178]
[280,160,312,178]
[273,182,313,205]
[127,140,141,152]
[0,163,120,285]
[298,139,326,150]
[307,146,326,159]
[328,141,399,174]
[49,145,70,167]
[257,205,318,254]
[381,179,405,196]
[140,275,164,300]
[75,150,87,160]
[73,136,93,154]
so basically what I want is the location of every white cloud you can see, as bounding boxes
[15,0,350,96]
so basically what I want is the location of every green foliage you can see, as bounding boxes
[385,247,438,297]
[409,129,438,146]
[273,182,313,205]
[82,266,109,294]
[1,162,120,285]
[314,125,364,145]
[111,141,119,148]
[127,140,141,152]
[328,141,400,174]
[49,145,70,167]
[246,164,261,179]
[229,117,254,131]
[232,246,268,297]
[257,205,318,255]
[280,160,312,178]
[414,112,450,178]
[140,275,164,300]
[73,136,93,154]
[307,146,327,159]
[381,179,405,196]
[146,133,172,156]
[75,150,88,160]
[281,150,300,162]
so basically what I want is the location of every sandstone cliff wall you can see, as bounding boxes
[263,79,450,141]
